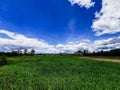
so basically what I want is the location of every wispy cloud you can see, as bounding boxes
[68,0,95,9]
[92,0,120,36]
[65,19,77,42]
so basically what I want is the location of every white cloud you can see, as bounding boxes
[93,36,120,51]
[0,30,120,53]
[0,30,91,53]
[57,36,120,52]
[92,0,120,36]
[68,0,95,9]
[0,30,55,53]
[56,41,90,53]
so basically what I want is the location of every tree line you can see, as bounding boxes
[75,49,120,56]
[0,49,35,57]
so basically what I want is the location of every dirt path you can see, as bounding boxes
[80,57,120,63]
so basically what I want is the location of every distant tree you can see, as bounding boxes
[24,49,28,55]
[11,50,18,56]
[100,50,104,56]
[17,50,22,56]
[20,51,22,56]
[83,50,88,56]
[30,49,35,55]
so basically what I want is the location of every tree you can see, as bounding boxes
[83,50,88,56]
[24,49,28,55]
[17,50,22,56]
[11,50,18,56]
[0,55,7,66]
[30,49,35,55]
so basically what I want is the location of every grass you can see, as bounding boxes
[0,55,120,90]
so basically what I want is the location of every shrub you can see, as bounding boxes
[0,55,8,66]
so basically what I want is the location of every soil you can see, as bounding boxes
[80,57,120,63]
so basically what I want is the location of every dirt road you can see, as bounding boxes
[80,57,120,63]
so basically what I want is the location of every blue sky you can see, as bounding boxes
[0,0,120,53]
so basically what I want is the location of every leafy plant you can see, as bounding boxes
[0,54,8,66]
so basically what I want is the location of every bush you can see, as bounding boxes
[0,55,8,66]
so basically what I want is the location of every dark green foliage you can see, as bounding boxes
[85,49,120,56]
[24,49,28,55]
[0,55,7,66]
[11,51,19,56]
[30,49,35,55]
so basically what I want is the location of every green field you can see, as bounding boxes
[0,55,120,90]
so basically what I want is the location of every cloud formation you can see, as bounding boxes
[0,30,120,53]
[68,0,95,9]
[0,30,91,53]
[0,30,55,53]
[92,0,120,36]
[93,36,120,51]
[56,40,91,53]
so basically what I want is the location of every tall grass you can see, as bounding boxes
[0,55,120,90]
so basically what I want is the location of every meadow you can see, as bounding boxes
[0,55,120,90]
